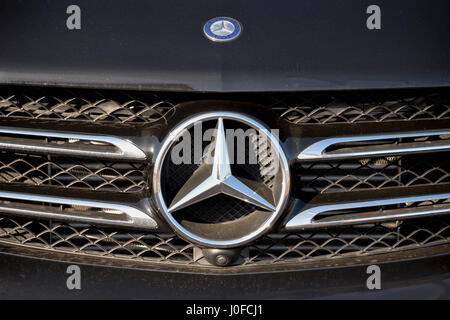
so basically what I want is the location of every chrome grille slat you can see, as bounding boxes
[297,129,450,161]
[0,190,157,230]
[0,127,146,160]
[286,190,450,230]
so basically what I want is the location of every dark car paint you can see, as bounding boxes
[0,248,449,299]
[0,0,449,92]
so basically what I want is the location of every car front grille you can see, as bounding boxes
[0,214,448,268]
[0,85,449,271]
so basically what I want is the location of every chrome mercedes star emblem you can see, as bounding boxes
[203,17,242,42]
[168,118,275,213]
[153,112,290,248]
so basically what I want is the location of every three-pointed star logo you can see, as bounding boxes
[168,118,276,213]
[210,20,235,37]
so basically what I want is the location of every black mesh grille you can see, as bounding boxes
[275,91,450,124]
[1,87,448,125]
[178,195,258,223]
[246,217,450,264]
[0,215,448,267]
[0,87,175,123]
[296,153,450,194]
[0,151,146,193]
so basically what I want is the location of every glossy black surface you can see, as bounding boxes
[0,0,449,92]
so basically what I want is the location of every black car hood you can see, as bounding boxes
[0,0,449,92]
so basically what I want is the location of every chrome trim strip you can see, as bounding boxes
[0,191,157,229]
[285,193,450,230]
[0,127,146,160]
[313,204,450,227]
[298,130,450,161]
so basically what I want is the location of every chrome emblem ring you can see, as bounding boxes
[152,112,290,248]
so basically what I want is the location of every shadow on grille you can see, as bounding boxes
[0,152,146,192]
[296,152,450,194]
[0,215,448,267]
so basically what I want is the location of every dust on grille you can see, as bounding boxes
[0,152,146,193]
[0,215,448,267]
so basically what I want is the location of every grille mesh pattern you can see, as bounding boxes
[296,153,450,194]
[0,88,175,123]
[245,217,450,264]
[0,215,448,267]
[0,152,146,192]
[275,91,450,124]
[177,195,258,224]
[2,87,448,125]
